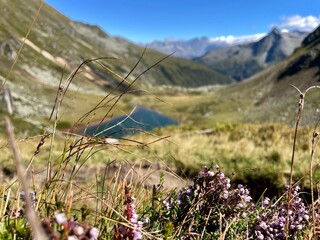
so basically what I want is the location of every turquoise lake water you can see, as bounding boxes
[81,106,178,138]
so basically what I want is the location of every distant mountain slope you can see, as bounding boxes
[0,0,232,120]
[147,37,228,59]
[219,25,320,124]
[195,28,308,81]
[275,26,320,86]
[147,34,265,59]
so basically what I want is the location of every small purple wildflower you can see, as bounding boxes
[89,227,100,239]
[163,200,170,210]
[42,213,99,239]
[262,197,270,209]
[55,213,67,224]
[20,191,36,208]
[117,185,143,240]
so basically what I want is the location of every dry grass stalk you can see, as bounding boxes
[285,85,320,240]
[4,116,47,239]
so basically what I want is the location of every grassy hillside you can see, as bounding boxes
[0,0,234,132]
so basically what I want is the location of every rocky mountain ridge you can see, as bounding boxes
[225,25,320,124]
[147,34,265,59]
[147,37,228,59]
[195,28,308,81]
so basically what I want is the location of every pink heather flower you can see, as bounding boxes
[89,227,99,239]
[130,213,138,223]
[242,195,252,202]
[199,166,208,177]
[120,186,143,240]
[219,172,225,178]
[221,190,229,199]
[262,197,270,208]
[73,226,85,235]
[186,187,192,194]
[67,236,77,240]
[241,212,247,218]
[163,200,170,210]
[55,213,67,224]
[144,218,150,224]
[256,231,264,240]
[20,191,36,208]
[133,230,142,240]
[226,178,231,189]
[207,171,214,177]
[236,203,244,209]
[259,221,268,230]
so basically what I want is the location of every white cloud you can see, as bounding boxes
[280,15,320,31]
[209,33,266,45]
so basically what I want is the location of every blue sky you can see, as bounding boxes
[45,0,320,43]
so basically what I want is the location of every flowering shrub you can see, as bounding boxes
[144,165,312,239]
[165,165,253,238]
[114,186,143,240]
[249,186,310,240]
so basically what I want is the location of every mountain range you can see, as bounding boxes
[219,25,320,124]
[195,28,308,81]
[147,34,265,59]
[147,28,309,81]
[148,37,228,59]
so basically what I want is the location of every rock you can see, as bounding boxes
[0,87,14,115]
[0,39,17,60]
